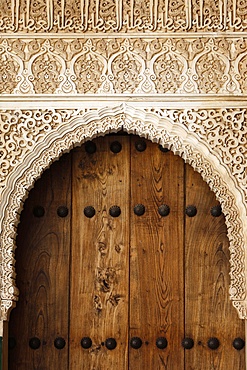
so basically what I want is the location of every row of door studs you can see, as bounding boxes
[9,336,245,351]
[84,140,168,154]
[32,205,222,218]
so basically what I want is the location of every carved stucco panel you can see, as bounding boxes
[2,37,247,95]
[150,40,188,94]
[0,104,247,320]
[2,0,247,33]
[193,39,231,94]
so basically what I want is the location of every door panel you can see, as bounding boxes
[8,135,245,370]
[9,154,71,369]
[185,165,245,369]
[70,136,130,369]
[129,139,185,369]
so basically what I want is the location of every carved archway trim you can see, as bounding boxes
[0,103,247,320]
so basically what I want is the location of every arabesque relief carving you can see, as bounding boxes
[1,0,247,32]
[2,37,247,95]
[0,105,247,320]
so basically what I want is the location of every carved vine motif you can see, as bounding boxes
[110,51,143,93]
[73,53,104,93]
[237,55,247,92]
[31,53,63,93]
[0,109,89,196]
[0,105,247,319]
[0,55,19,93]
[153,53,185,93]
[195,52,228,93]
[1,37,247,95]
[2,0,247,32]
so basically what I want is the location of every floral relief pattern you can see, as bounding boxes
[31,53,63,93]
[0,37,247,95]
[195,52,228,93]
[237,55,247,93]
[0,55,20,93]
[111,52,142,93]
[153,53,185,93]
[73,53,105,93]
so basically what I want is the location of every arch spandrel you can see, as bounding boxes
[0,104,247,320]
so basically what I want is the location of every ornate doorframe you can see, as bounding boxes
[1,101,247,320]
[1,0,247,367]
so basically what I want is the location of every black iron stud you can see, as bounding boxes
[134,204,145,216]
[84,206,96,218]
[8,337,16,350]
[185,205,197,217]
[57,206,68,218]
[81,337,92,349]
[105,338,117,350]
[210,205,222,217]
[109,206,121,217]
[135,140,147,152]
[159,145,169,153]
[156,337,168,349]
[85,141,96,154]
[233,337,245,350]
[29,337,41,350]
[207,337,220,350]
[33,206,45,218]
[182,337,194,349]
[110,141,122,154]
[158,204,170,217]
[130,337,142,349]
[54,337,66,349]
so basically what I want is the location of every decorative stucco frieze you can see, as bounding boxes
[0,104,247,319]
[2,37,247,95]
[1,0,247,33]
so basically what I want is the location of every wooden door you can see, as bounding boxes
[8,135,245,370]
[69,136,130,369]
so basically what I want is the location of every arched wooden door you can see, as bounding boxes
[8,135,245,369]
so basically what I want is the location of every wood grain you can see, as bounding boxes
[129,138,185,369]
[185,164,245,370]
[8,135,245,370]
[8,153,71,370]
[69,136,129,369]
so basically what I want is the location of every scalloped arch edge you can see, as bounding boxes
[0,104,247,320]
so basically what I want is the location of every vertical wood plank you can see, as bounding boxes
[69,136,129,369]
[129,139,185,369]
[185,164,245,370]
[8,154,72,370]
[8,135,245,370]
[2,321,8,370]
[0,337,2,370]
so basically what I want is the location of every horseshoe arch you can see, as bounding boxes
[0,103,246,322]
